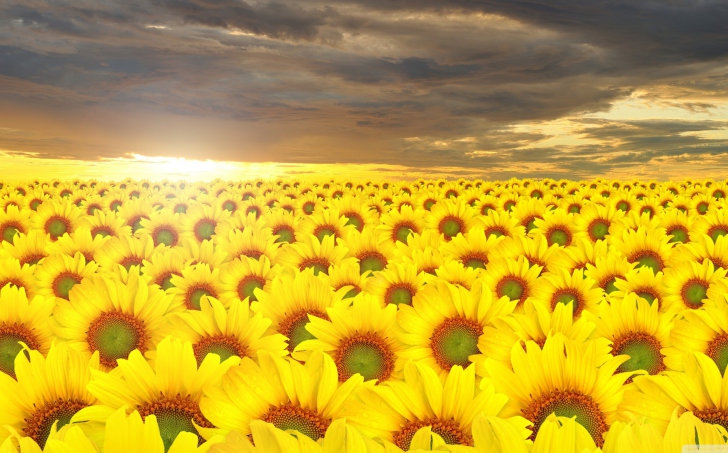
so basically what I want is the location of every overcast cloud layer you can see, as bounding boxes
[1,0,727,179]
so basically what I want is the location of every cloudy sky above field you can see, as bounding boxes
[1,0,728,180]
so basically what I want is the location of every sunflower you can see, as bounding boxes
[573,203,624,243]
[296,209,354,244]
[473,195,499,216]
[294,294,406,384]
[160,296,288,367]
[84,336,239,451]
[498,191,521,212]
[218,255,279,306]
[116,197,155,234]
[609,191,639,214]
[619,352,728,434]
[690,207,728,242]
[669,233,728,272]
[214,192,244,214]
[546,238,609,276]
[662,259,727,311]
[397,280,516,377]
[0,191,27,212]
[323,260,370,299]
[213,228,276,264]
[348,361,508,450]
[140,247,185,292]
[478,210,525,240]
[510,197,547,234]
[609,226,673,274]
[434,261,482,290]
[136,209,182,248]
[175,237,228,270]
[366,262,427,307]
[584,254,636,295]
[0,285,55,379]
[530,210,576,247]
[560,193,588,214]
[179,204,230,243]
[611,266,668,310]
[662,294,728,373]
[252,270,349,355]
[608,211,661,240]
[295,192,323,217]
[214,210,266,241]
[423,199,481,241]
[53,269,172,370]
[169,263,223,311]
[337,227,395,275]
[474,300,597,374]
[276,234,353,276]
[485,334,631,447]
[531,268,603,318]
[94,235,155,273]
[29,200,82,241]
[0,257,38,300]
[34,252,98,301]
[688,192,715,216]
[415,189,442,212]
[440,228,504,271]
[0,230,49,267]
[392,229,444,262]
[199,349,364,447]
[25,188,50,213]
[653,207,693,245]
[481,256,541,311]
[45,227,109,265]
[263,208,300,244]
[78,210,132,240]
[0,343,101,449]
[0,205,30,245]
[376,205,426,245]
[586,293,675,382]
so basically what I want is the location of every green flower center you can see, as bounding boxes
[194,220,216,241]
[440,218,462,238]
[262,404,331,441]
[300,259,329,276]
[154,229,177,247]
[526,218,538,232]
[393,418,473,451]
[345,214,363,231]
[26,399,87,449]
[485,227,505,238]
[603,277,619,294]
[30,200,41,210]
[668,227,688,243]
[588,220,609,241]
[53,274,81,300]
[568,205,581,213]
[0,325,38,378]
[682,280,708,308]
[336,333,393,382]
[222,201,236,212]
[359,254,387,274]
[548,228,571,247]
[174,205,187,214]
[274,227,295,243]
[463,255,487,270]
[636,291,657,305]
[709,227,728,242]
[344,287,361,299]
[193,335,245,365]
[612,332,665,378]
[131,218,144,232]
[46,218,68,238]
[706,334,728,374]
[551,291,582,317]
[281,310,328,354]
[303,202,315,214]
[238,277,265,301]
[160,274,175,290]
[617,201,630,212]
[632,252,663,273]
[87,311,145,368]
[424,200,436,211]
[139,396,212,453]
[314,227,336,242]
[187,287,215,310]
[386,286,413,306]
[497,277,525,302]
[2,225,19,244]
[430,317,481,370]
[395,225,414,243]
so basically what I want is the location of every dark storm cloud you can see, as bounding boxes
[0,0,727,177]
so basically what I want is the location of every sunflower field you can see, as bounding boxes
[3,177,728,453]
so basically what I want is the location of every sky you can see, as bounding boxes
[1,0,728,181]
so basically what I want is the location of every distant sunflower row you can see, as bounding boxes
[3,177,728,452]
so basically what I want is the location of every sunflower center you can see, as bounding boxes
[314,226,336,242]
[52,273,81,300]
[186,286,217,310]
[222,201,236,212]
[430,317,481,370]
[693,408,728,434]
[601,277,619,294]
[156,273,174,290]
[588,220,610,241]
[45,217,69,239]
[273,226,295,243]
[302,202,315,215]
[262,403,331,441]
[343,286,361,298]
[24,399,88,448]
[87,311,147,369]
[193,335,246,365]
[525,217,538,232]
[630,251,663,273]
[568,204,581,213]
[709,226,728,242]
[497,277,526,303]
[611,332,665,379]
[2,225,20,244]
[299,258,330,276]
[154,228,178,247]
[705,333,728,374]
[359,253,387,274]
[0,324,39,378]
[393,418,473,451]
[138,395,213,452]
[279,310,329,354]
[424,199,436,211]
[462,254,488,270]
[484,227,505,238]
[395,224,415,243]
[617,201,630,212]
[547,228,571,247]
[385,285,414,306]
[681,279,708,308]
[238,276,265,302]
[667,226,688,243]
[194,220,216,242]
[343,214,364,231]
[439,217,463,239]
[522,389,608,447]
[551,290,583,317]
[335,333,394,383]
